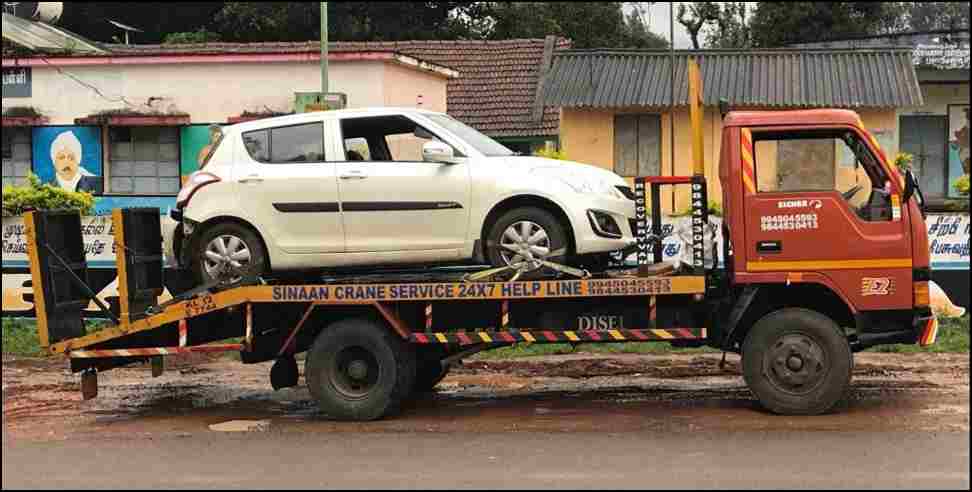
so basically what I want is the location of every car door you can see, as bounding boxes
[741,125,913,311]
[334,114,471,255]
[235,121,344,255]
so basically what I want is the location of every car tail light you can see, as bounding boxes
[913,281,930,308]
[176,172,221,209]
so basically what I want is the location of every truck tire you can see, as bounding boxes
[485,207,569,280]
[305,318,416,421]
[742,308,853,416]
[414,346,451,393]
[192,222,267,285]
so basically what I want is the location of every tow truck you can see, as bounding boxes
[21,60,938,420]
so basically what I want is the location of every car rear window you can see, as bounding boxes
[243,122,325,164]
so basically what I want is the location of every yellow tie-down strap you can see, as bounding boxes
[50,276,705,354]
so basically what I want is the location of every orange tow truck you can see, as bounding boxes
[22,60,937,420]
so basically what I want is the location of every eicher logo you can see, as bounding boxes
[778,199,823,210]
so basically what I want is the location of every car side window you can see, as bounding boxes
[242,122,325,164]
[242,130,269,162]
[340,115,457,163]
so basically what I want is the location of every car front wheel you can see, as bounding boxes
[485,207,569,279]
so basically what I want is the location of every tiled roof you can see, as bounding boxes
[540,48,923,109]
[83,38,572,138]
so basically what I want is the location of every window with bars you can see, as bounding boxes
[108,126,180,195]
[2,127,32,187]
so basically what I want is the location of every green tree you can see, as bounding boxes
[905,2,970,31]
[163,28,222,45]
[59,2,225,44]
[624,8,670,48]
[704,2,752,49]
[750,2,909,47]
[676,2,720,49]
[213,2,475,43]
[483,2,668,49]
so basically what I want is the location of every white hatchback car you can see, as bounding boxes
[169,108,638,283]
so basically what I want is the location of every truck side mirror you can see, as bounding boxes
[719,98,730,119]
[903,168,915,202]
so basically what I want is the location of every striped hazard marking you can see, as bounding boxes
[410,328,707,345]
[69,344,244,359]
[741,128,756,195]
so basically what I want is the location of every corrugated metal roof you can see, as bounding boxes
[1,13,105,54]
[539,48,923,110]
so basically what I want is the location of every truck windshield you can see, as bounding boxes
[426,114,515,157]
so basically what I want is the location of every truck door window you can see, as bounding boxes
[752,128,893,222]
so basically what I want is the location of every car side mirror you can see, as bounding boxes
[422,141,458,164]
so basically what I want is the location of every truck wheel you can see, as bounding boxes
[192,222,267,285]
[413,346,451,393]
[486,207,569,280]
[742,308,853,416]
[305,318,416,421]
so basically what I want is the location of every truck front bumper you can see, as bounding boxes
[853,308,938,351]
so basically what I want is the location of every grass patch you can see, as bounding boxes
[867,316,969,354]
[2,318,45,357]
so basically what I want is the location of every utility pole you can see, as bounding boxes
[321,2,328,95]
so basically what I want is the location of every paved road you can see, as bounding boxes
[3,430,969,489]
[3,352,969,490]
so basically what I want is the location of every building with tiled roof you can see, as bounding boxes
[3,36,571,153]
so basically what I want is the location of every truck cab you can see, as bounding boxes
[718,109,937,352]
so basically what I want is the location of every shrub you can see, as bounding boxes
[955,174,970,197]
[533,147,568,160]
[894,152,914,172]
[163,28,222,44]
[2,173,95,218]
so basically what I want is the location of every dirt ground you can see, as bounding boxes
[2,351,968,441]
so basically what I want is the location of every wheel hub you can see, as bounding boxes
[204,235,252,283]
[330,347,380,400]
[499,220,551,271]
[765,334,827,394]
[347,360,369,381]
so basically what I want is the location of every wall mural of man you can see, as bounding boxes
[32,126,103,194]
[51,131,101,193]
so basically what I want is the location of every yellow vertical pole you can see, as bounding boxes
[688,58,704,177]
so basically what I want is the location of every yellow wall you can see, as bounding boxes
[561,107,897,214]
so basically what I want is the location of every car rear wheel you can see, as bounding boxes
[485,207,569,280]
[192,222,267,285]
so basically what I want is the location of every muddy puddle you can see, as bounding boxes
[3,352,969,442]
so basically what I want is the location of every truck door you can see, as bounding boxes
[740,126,913,310]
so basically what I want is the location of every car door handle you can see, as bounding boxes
[239,175,263,184]
[340,170,367,180]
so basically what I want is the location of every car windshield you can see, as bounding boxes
[426,114,515,157]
